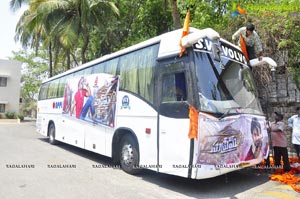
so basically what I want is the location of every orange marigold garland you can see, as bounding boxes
[270,173,300,193]
[261,157,300,193]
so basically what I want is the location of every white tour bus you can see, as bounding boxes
[36,27,271,179]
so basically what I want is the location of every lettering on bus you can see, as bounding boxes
[52,101,63,109]
[211,136,238,153]
[194,38,247,64]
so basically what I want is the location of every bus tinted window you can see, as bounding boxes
[58,75,68,98]
[118,44,159,103]
[73,70,85,77]
[93,62,105,73]
[83,67,93,75]
[162,72,187,102]
[103,58,118,74]
[39,83,49,100]
[47,79,59,98]
[93,58,119,75]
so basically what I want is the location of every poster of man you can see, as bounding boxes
[62,73,119,127]
[196,113,269,166]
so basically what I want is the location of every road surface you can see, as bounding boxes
[0,121,298,199]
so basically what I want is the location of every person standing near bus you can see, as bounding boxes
[232,23,263,61]
[269,112,290,172]
[288,107,300,160]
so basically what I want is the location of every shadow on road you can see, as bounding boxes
[140,168,269,198]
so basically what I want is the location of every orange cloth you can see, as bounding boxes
[239,34,249,61]
[188,105,198,139]
[179,10,190,57]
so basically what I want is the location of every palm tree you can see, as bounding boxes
[9,0,28,11]
[14,1,54,76]
[13,0,119,77]
[34,0,119,64]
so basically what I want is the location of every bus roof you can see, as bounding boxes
[43,27,234,83]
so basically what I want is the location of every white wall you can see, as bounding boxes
[0,59,22,115]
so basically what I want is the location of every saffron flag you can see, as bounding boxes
[188,105,198,139]
[179,10,190,57]
[237,4,246,15]
[239,34,249,61]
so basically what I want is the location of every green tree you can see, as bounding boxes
[13,0,119,77]
[11,49,48,117]
[9,0,28,11]
[14,0,57,77]
[11,0,298,89]
[88,0,173,58]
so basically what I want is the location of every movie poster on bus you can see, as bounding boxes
[62,73,119,127]
[196,113,269,166]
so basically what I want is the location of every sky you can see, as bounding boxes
[0,1,27,60]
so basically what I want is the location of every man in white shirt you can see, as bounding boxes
[288,107,300,160]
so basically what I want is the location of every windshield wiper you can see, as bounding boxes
[218,107,242,120]
[206,54,233,100]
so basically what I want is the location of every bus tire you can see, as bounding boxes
[48,123,57,145]
[119,134,140,175]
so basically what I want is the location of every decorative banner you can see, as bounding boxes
[196,113,269,166]
[62,73,119,127]
[189,105,199,139]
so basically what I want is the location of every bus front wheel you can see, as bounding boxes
[119,135,140,175]
[48,123,57,145]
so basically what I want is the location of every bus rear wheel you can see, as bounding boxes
[48,123,57,145]
[119,135,140,175]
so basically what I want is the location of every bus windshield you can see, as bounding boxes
[194,51,263,115]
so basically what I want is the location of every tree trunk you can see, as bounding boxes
[81,25,90,64]
[170,0,181,29]
[67,53,71,70]
[49,42,53,78]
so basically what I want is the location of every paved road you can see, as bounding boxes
[0,121,298,199]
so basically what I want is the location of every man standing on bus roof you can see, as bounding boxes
[232,23,263,61]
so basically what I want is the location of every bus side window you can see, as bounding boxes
[162,72,187,102]
[47,79,59,99]
[57,76,67,98]
[38,83,49,100]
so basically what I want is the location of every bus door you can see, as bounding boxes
[156,58,193,177]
